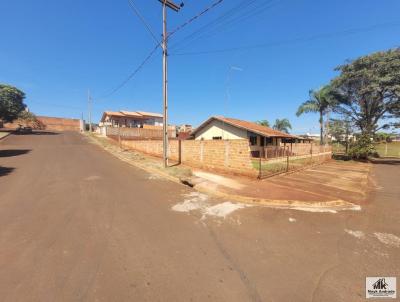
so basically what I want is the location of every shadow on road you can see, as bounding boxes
[0,149,31,157]
[0,166,15,177]
[14,131,60,136]
[369,158,400,165]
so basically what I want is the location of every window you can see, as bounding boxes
[212,136,222,140]
[260,137,265,146]
[249,136,257,146]
[265,137,273,145]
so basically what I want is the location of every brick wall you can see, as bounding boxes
[119,138,257,177]
[106,126,176,139]
[37,116,80,131]
[4,116,80,131]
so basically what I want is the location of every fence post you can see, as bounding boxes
[178,139,182,164]
[258,149,262,179]
[118,125,121,149]
[286,153,289,172]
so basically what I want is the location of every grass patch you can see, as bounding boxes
[374,142,400,157]
[0,132,10,139]
[253,155,328,176]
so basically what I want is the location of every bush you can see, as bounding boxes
[348,135,377,159]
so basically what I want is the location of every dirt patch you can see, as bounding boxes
[202,161,371,206]
[172,192,251,219]
[374,232,400,248]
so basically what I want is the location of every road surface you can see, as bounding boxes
[0,131,399,301]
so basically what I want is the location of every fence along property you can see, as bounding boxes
[105,129,331,179]
[254,143,332,178]
[105,126,176,139]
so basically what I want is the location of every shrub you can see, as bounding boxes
[348,135,377,159]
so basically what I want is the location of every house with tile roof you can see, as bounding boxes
[100,110,163,128]
[191,116,311,156]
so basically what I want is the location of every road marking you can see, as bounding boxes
[374,232,400,248]
[344,229,365,239]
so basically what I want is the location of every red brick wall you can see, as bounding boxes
[4,116,80,131]
[119,138,257,177]
[37,116,80,131]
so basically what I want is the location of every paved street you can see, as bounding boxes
[0,131,399,302]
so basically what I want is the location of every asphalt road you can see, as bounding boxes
[0,131,399,302]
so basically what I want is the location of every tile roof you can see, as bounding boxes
[119,111,143,117]
[136,111,163,118]
[101,110,163,121]
[193,116,298,139]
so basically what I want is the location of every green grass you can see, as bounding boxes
[331,143,346,154]
[374,142,400,158]
[252,156,317,175]
[0,132,10,139]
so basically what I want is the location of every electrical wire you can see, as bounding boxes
[96,44,160,100]
[170,22,400,56]
[169,0,259,50]
[172,0,279,52]
[168,0,225,38]
[127,0,161,46]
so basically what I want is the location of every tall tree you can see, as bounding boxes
[296,85,334,144]
[328,118,353,153]
[0,84,26,122]
[256,120,270,127]
[330,48,400,136]
[273,118,292,133]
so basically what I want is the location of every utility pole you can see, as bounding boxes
[157,0,182,168]
[87,89,92,132]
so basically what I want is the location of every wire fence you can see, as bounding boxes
[254,147,332,179]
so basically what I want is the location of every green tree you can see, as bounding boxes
[256,120,270,127]
[296,85,334,144]
[0,84,26,122]
[331,48,400,137]
[328,118,353,153]
[16,111,45,129]
[273,118,292,133]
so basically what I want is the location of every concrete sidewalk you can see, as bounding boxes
[191,161,370,208]
[87,134,370,211]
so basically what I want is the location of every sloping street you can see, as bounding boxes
[0,132,399,302]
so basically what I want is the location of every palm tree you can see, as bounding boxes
[273,118,292,133]
[296,85,333,144]
[256,120,270,127]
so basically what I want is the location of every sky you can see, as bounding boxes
[1,0,399,134]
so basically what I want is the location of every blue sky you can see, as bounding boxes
[1,0,399,134]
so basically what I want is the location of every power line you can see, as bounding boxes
[172,0,279,52]
[168,0,225,38]
[127,0,161,46]
[170,22,400,56]
[169,0,259,50]
[194,0,279,41]
[96,43,160,100]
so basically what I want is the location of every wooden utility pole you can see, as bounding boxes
[87,89,92,132]
[157,0,182,168]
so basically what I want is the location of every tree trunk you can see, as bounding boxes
[319,111,324,145]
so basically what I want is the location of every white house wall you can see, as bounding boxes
[194,119,247,140]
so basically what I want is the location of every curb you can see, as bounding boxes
[0,132,11,142]
[194,183,362,212]
[84,133,186,187]
[85,133,363,212]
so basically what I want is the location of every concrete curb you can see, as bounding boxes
[84,133,363,212]
[0,132,11,142]
[194,183,362,212]
[84,133,186,187]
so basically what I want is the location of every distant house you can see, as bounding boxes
[191,116,311,156]
[100,110,163,128]
[178,124,193,133]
